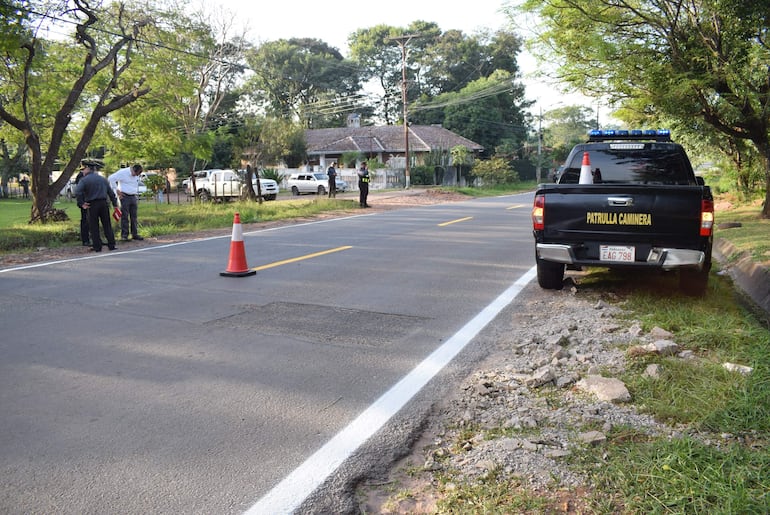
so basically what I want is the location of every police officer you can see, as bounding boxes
[75,169,90,246]
[75,159,119,252]
[357,162,370,208]
[326,162,337,198]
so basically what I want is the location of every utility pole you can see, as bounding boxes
[388,34,421,189]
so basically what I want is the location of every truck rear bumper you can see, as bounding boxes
[536,243,706,270]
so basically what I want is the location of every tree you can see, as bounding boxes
[412,70,530,158]
[519,0,770,217]
[0,1,152,222]
[104,7,248,188]
[245,38,361,128]
[348,25,406,125]
[542,105,596,168]
[234,116,305,201]
[472,157,519,185]
[419,29,522,97]
[450,145,472,185]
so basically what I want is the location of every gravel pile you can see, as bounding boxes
[360,279,678,513]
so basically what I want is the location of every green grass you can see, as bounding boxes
[563,267,770,513]
[714,196,770,264]
[575,433,770,514]
[435,468,557,513]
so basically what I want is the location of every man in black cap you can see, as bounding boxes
[75,160,119,252]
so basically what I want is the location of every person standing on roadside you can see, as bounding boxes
[75,169,90,246]
[75,160,118,252]
[108,164,145,241]
[19,175,30,198]
[326,162,337,198]
[357,161,370,208]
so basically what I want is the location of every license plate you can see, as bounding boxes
[600,245,635,262]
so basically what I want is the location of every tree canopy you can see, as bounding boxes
[519,0,770,216]
[244,38,362,128]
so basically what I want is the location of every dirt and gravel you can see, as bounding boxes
[355,280,677,514]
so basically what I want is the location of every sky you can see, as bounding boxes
[211,0,606,124]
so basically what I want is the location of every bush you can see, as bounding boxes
[472,157,519,185]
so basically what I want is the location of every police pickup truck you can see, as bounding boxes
[532,129,714,295]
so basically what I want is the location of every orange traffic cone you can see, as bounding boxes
[578,151,593,184]
[220,213,256,277]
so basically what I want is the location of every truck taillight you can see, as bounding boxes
[700,199,714,236]
[532,195,545,230]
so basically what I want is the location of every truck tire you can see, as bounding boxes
[292,186,300,196]
[198,189,210,202]
[317,185,326,196]
[536,255,565,290]
[679,268,709,296]
[266,194,277,201]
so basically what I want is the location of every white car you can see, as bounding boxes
[288,172,338,195]
[335,177,349,193]
[238,170,279,201]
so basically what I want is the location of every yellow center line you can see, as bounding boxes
[252,246,353,271]
[506,204,526,210]
[438,216,473,227]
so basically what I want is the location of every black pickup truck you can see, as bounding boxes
[532,130,715,295]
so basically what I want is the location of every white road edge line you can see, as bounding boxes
[245,265,538,515]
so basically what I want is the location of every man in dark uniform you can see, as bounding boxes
[357,162,370,208]
[74,169,90,246]
[75,160,119,252]
[326,162,337,198]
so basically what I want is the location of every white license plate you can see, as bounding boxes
[600,245,635,262]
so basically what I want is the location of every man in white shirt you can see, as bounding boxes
[108,164,145,241]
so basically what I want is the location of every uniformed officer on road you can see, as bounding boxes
[357,162,370,208]
[75,159,119,252]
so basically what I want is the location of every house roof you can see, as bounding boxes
[305,125,484,156]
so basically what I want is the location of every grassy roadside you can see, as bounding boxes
[572,268,769,513]
[415,196,770,513]
[713,195,770,264]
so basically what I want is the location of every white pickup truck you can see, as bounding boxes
[189,169,279,202]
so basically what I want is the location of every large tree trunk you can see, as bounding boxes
[756,141,770,219]
[29,182,69,223]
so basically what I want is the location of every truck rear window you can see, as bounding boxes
[559,146,693,185]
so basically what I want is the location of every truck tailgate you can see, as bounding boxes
[538,184,705,247]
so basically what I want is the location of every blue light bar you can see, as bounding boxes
[587,129,672,142]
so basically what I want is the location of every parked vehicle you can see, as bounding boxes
[238,169,279,200]
[287,172,334,195]
[188,169,279,202]
[61,177,78,199]
[335,177,349,193]
[532,129,714,296]
[194,169,241,202]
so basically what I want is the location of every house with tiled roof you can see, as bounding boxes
[304,125,484,170]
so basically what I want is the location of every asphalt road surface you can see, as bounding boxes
[0,192,537,514]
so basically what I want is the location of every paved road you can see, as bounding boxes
[0,193,536,514]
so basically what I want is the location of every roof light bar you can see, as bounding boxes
[588,129,671,142]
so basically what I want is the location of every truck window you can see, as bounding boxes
[560,146,693,185]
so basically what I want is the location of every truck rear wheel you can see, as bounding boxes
[317,185,326,195]
[536,255,565,290]
[292,186,300,196]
